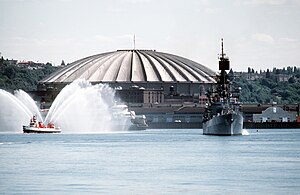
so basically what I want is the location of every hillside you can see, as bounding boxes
[232,67,300,104]
[0,57,60,92]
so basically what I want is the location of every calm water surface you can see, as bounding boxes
[0,129,299,194]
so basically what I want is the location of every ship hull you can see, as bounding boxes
[128,124,148,131]
[203,113,243,136]
[23,126,61,133]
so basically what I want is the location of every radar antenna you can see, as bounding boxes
[133,34,136,50]
[221,38,225,59]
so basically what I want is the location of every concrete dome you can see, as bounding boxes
[41,50,216,83]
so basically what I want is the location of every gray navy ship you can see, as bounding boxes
[203,39,243,135]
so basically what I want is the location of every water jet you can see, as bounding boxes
[0,80,132,133]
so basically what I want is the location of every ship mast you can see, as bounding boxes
[219,39,230,72]
[221,38,225,59]
[218,38,230,99]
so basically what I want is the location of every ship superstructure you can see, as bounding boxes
[202,39,243,135]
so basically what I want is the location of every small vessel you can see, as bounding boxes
[202,39,243,135]
[23,115,61,133]
[130,114,148,130]
[111,104,148,131]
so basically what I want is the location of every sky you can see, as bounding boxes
[0,0,299,72]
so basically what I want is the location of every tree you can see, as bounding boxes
[276,69,281,74]
[287,66,293,74]
[61,60,66,66]
[282,67,286,74]
[228,68,234,81]
[0,61,61,91]
[288,76,296,83]
[266,69,271,78]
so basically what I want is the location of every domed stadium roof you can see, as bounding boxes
[41,50,216,83]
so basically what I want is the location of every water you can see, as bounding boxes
[1,128,299,194]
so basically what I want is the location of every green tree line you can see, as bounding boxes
[0,57,60,92]
[233,67,300,104]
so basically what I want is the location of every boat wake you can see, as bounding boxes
[242,129,249,135]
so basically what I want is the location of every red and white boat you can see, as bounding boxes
[23,115,61,133]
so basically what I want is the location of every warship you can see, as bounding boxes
[202,39,243,135]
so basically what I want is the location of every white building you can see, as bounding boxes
[253,106,296,122]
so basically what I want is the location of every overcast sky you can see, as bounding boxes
[0,0,299,71]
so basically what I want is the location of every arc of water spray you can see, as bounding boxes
[14,90,43,122]
[44,88,78,122]
[0,89,33,119]
[44,80,92,123]
[51,89,96,124]
[45,90,82,124]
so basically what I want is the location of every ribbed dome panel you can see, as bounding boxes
[41,50,216,83]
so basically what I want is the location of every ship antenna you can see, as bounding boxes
[133,34,136,50]
[221,38,224,57]
[221,38,225,59]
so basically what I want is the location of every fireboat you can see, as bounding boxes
[23,115,61,133]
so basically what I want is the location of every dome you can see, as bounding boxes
[41,50,216,83]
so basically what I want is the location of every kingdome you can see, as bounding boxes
[39,49,216,95]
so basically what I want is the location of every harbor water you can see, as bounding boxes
[0,128,300,194]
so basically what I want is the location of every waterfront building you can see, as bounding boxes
[115,85,164,104]
[253,106,296,122]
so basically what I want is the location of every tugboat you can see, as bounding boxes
[23,115,61,133]
[202,39,243,135]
